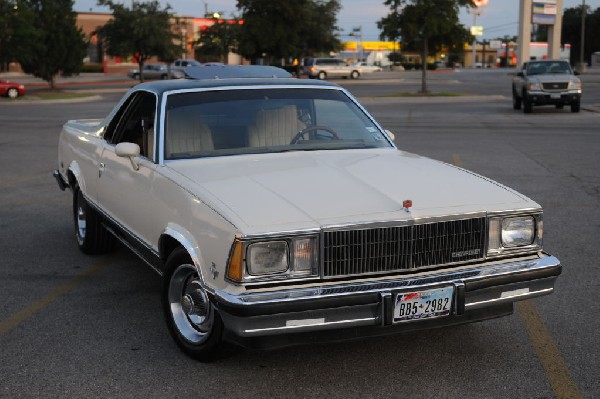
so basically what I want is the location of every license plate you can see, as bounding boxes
[394,286,453,323]
[550,93,561,99]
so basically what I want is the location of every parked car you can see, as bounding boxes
[128,64,183,80]
[353,62,383,73]
[303,57,361,80]
[54,65,561,361]
[0,79,26,98]
[171,58,202,73]
[512,60,582,113]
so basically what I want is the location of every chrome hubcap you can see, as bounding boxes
[76,194,86,243]
[169,264,213,344]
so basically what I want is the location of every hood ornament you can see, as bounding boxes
[403,199,412,213]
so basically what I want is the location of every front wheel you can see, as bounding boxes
[162,248,223,361]
[523,92,532,113]
[73,185,116,254]
[350,70,360,79]
[512,91,522,110]
[571,100,581,113]
[317,71,327,80]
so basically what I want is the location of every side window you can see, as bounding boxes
[109,92,157,161]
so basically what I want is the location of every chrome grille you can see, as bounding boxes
[542,82,568,91]
[323,218,486,277]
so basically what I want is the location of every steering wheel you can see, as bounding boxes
[291,125,340,144]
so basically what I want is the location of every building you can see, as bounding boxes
[76,12,244,75]
[463,42,571,68]
[339,41,399,67]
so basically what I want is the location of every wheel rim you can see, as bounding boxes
[76,192,86,244]
[169,264,214,344]
[8,88,18,98]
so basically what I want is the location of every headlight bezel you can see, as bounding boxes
[226,234,320,284]
[487,212,543,257]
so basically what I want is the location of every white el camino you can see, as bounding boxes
[54,65,561,360]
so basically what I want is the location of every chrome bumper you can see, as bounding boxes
[53,170,68,191]
[214,253,560,345]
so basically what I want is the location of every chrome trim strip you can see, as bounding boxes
[243,317,376,335]
[465,288,553,309]
[82,192,164,275]
[103,224,163,276]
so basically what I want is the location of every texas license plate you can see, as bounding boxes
[394,286,454,323]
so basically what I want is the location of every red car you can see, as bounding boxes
[0,79,26,98]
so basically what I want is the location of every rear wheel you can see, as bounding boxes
[7,88,18,99]
[162,248,223,361]
[571,100,580,113]
[350,70,360,79]
[73,185,116,254]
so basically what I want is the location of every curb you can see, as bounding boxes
[357,95,508,104]
[0,95,104,105]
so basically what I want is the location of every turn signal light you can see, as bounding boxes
[226,240,244,282]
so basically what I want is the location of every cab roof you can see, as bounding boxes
[133,65,340,95]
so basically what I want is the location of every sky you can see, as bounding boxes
[74,0,600,41]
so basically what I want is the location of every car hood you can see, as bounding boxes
[530,74,577,83]
[167,149,538,234]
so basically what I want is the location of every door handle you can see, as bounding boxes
[99,162,105,178]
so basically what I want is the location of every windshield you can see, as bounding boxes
[526,61,572,75]
[164,88,392,160]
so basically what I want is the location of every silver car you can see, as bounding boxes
[128,64,183,80]
[304,57,361,80]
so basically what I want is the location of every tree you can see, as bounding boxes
[97,0,182,82]
[195,18,242,64]
[0,0,41,70]
[15,0,86,89]
[562,5,599,66]
[378,0,473,93]
[236,0,341,64]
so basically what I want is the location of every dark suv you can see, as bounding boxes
[303,58,360,80]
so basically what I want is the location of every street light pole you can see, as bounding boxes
[580,0,586,67]
[471,9,481,67]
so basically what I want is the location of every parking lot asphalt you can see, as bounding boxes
[0,71,599,398]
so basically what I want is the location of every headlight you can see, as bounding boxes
[568,79,582,90]
[227,236,319,283]
[247,241,288,275]
[501,217,535,247]
[487,214,542,256]
[528,82,541,91]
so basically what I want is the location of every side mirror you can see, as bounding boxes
[574,71,580,76]
[516,72,524,77]
[385,129,396,141]
[115,142,141,170]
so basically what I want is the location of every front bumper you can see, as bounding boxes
[527,90,581,105]
[214,253,560,348]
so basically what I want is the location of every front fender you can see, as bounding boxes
[160,225,208,288]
